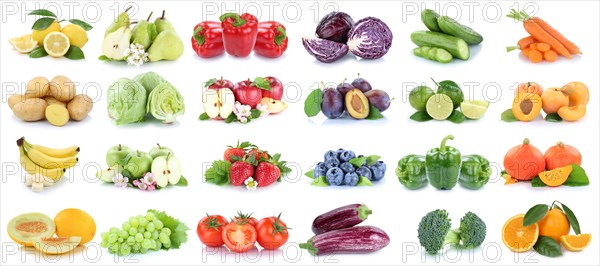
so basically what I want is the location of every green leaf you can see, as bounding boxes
[311,176,329,186]
[253,77,271,91]
[204,78,217,88]
[148,210,189,249]
[544,113,562,122]
[304,170,314,178]
[176,176,188,186]
[98,55,111,61]
[533,236,563,257]
[349,157,368,168]
[366,155,382,166]
[563,164,589,187]
[523,204,549,226]
[31,17,56,30]
[29,47,48,58]
[204,160,231,186]
[68,19,93,31]
[501,109,519,122]
[250,109,261,119]
[366,106,384,120]
[410,111,433,122]
[530,176,547,187]
[224,113,237,123]
[304,89,323,117]
[29,9,57,18]
[448,109,465,123]
[356,176,374,186]
[559,202,581,235]
[64,46,85,60]
[199,113,210,120]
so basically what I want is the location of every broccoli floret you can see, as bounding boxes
[447,211,487,248]
[418,210,487,254]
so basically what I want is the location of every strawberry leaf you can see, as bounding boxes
[204,160,231,186]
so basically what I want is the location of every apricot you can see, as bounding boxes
[561,82,589,106]
[512,93,542,122]
[541,88,569,114]
[516,82,543,97]
[557,105,586,122]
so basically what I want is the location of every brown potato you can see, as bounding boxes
[43,96,67,107]
[25,76,50,98]
[8,94,26,109]
[45,105,70,127]
[49,75,76,102]
[67,94,93,121]
[13,98,48,121]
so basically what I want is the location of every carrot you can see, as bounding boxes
[529,43,538,50]
[507,10,572,58]
[528,50,543,63]
[506,36,536,52]
[521,48,531,57]
[544,50,558,62]
[532,16,580,55]
[536,43,551,52]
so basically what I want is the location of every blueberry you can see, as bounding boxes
[339,150,356,162]
[369,162,386,181]
[371,161,387,173]
[335,148,345,159]
[339,162,355,174]
[324,158,340,169]
[313,162,328,178]
[355,166,373,180]
[343,172,359,186]
[325,167,344,186]
[324,150,337,161]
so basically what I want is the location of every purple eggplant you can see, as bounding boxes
[300,226,390,255]
[312,204,372,234]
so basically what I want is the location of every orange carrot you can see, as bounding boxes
[529,43,538,50]
[536,43,551,52]
[532,16,580,54]
[507,10,572,58]
[522,48,531,57]
[528,50,543,63]
[506,36,536,52]
[544,50,558,62]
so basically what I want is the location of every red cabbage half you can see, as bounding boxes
[302,37,349,63]
[316,12,355,44]
[347,17,393,59]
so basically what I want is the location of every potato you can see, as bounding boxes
[13,98,48,121]
[43,96,67,107]
[45,105,70,127]
[25,76,50,98]
[49,75,76,102]
[67,94,93,121]
[8,94,26,109]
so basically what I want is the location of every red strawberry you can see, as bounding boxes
[229,161,254,186]
[248,149,268,161]
[224,148,245,162]
[254,162,280,187]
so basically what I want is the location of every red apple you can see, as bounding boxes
[205,77,234,90]
[233,79,263,108]
[262,76,284,100]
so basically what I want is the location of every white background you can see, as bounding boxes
[1,1,598,265]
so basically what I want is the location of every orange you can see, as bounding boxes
[54,208,96,245]
[538,208,570,242]
[560,234,591,251]
[502,214,539,252]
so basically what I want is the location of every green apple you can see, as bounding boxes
[149,143,173,159]
[151,154,182,187]
[106,144,132,166]
[124,151,153,178]
[96,165,123,183]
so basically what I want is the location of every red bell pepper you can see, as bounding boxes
[191,21,224,58]
[219,13,258,57]
[254,21,288,58]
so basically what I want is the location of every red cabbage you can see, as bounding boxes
[316,12,355,44]
[347,17,393,59]
[302,37,349,63]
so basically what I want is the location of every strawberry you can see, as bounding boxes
[248,149,268,161]
[254,162,280,187]
[224,148,245,162]
[229,161,255,186]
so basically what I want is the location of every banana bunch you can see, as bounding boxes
[17,137,79,181]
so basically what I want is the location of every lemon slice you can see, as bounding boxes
[9,34,37,53]
[461,100,490,119]
[426,94,454,120]
[43,32,70,57]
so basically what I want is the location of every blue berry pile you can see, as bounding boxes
[307,148,386,187]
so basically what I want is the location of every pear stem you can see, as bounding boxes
[147,12,154,21]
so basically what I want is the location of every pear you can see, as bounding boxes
[203,88,235,119]
[147,30,183,61]
[102,26,132,60]
[131,12,157,50]
[105,7,131,37]
[154,10,176,34]
[151,153,182,187]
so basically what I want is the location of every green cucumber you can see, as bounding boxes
[413,46,453,64]
[420,46,432,56]
[438,16,483,45]
[421,9,441,32]
[413,47,423,57]
[433,48,452,63]
[410,31,470,60]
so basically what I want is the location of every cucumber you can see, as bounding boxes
[413,46,453,63]
[421,9,441,32]
[410,31,470,60]
[420,46,432,56]
[413,47,423,57]
[438,16,483,45]
[433,48,453,63]
[426,48,437,60]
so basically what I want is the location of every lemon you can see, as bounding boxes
[32,21,61,45]
[9,34,38,53]
[460,100,489,119]
[9,34,32,45]
[61,24,88,48]
[43,32,70,57]
[426,94,454,120]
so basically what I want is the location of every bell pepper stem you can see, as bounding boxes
[219,13,246,27]
[440,135,455,152]
[274,26,287,46]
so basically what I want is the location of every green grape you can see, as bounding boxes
[144,232,152,239]
[108,248,116,254]
[118,237,124,243]
[132,243,141,252]
[153,220,164,230]
[122,222,132,231]
[145,212,156,221]
[118,230,129,238]
[101,232,109,240]
[152,231,159,240]
[153,240,162,251]
[129,217,139,227]
[100,240,109,248]
[160,228,171,236]
[163,241,171,249]
[146,222,155,232]
[120,244,131,256]
[128,227,138,236]
[139,217,149,227]
[126,236,135,245]
[140,248,148,254]
[135,233,144,242]
[108,233,118,244]
[141,239,152,249]
[158,233,169,244]
[108,243,119,253]
[138,227,145,234]
[109,227,120,234]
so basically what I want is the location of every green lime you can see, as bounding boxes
[460,100,489,119]
[435,80,464,108]
[426,94,454,120]
[409,86,435,111]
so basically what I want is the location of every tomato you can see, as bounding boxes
[232,212,258,228]
[256,214,289,250]
[222,222,257,252]
[197,215,228,247]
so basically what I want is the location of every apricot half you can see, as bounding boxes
[512,93,542,122]
[557,105,586,122]
[516,82,543,97]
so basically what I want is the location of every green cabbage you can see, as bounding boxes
[107,78,147,125]
[147,83,185,124]
[133,71,167,95]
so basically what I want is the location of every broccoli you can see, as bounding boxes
[417,210,487,254]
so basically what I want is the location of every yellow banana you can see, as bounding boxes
[26,147,78,169]
[19,146,65,181]
[24,140,79,158]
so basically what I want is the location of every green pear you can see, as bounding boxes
[104,7,131,37]
[131,12,157,50]
[102,26,132,60]
[154,10,176,34]
[147,30,183,61]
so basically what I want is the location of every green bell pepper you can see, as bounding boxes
[396,154,428,190]
[459,154,492,190]
[426,135,461,190]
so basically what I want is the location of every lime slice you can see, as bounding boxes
[426,94,453,120]
[461,100,489,119]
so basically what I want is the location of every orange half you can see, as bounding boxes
[502,214,539,252]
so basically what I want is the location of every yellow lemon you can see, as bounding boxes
[9,34,37,53]
[43,32,70,57]
[32,21,60,45]
[61,24,88,48]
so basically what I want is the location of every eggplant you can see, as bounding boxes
[311,204,372,234]
[300,226,390,255]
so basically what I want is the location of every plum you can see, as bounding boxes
[316,12,355,43]
[302,37,349,63]
[364,90,392,112]
[351,75,372,93]
[321,87,344,119]
[336,79,354,97]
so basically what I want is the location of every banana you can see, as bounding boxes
[26,147,78,169]
[23,140,79,158]
[19,146,65,181]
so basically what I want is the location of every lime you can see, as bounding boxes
[426,94,454,120]
[435,80,464,108]
[409,86,435,111]
[461,100,489,119]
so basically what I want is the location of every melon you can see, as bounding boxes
[33,236,81,254]
[7,213,55,246]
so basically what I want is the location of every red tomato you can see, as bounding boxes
[256,214,289,250]
[232,212,258,228]
[222,222,257,252]
[197,215,228,247]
